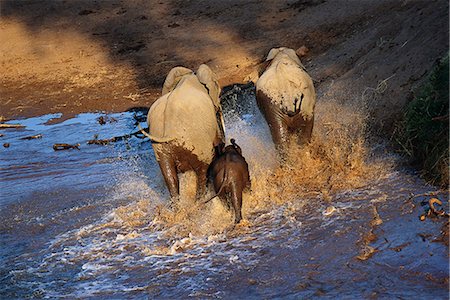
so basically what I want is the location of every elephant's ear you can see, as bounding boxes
[265,47,284,61]
[197,64,226,144]
[196,64,221,108]
[284,48,305,69]
[162,66,193,95]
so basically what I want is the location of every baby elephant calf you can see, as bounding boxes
[207,139,251,224]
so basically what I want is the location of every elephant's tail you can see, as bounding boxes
[138,123,174,143]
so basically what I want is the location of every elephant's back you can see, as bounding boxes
[211,153,250,187]
[148,82,218,163]
[256,59,316,118]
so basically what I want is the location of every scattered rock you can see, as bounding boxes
[78,9,95,16]
[296,45,310,57]
[116,8,127,15]
[168,23,180,28]
[97,115,118,125]
[92,31,109,36]
[287,0,326,13]
[97,116,106,125]
[117,42,145,54]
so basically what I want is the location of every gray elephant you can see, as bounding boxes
[207,139,251,224]
[255,47,316,154]
[139,64,226,201]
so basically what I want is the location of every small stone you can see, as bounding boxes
[79,9,95,16]
[97,116,106,125]
[296,45,309,57]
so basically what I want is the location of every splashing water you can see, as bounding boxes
[0,87,447,299]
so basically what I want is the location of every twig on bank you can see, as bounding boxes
[53,143,80,151]
[362,74,396,102]
[20,134,43,140]
[409,190,448,201]
[86,129,148,146]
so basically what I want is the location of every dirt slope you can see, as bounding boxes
[1,0,448,130]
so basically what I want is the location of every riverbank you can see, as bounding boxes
[1,0,448,130]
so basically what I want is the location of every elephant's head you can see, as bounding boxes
[265,47,305,69]
[157,65,225,145]
[216,138,242,157]
[196,64,226,144]
[162,66,193,95]
[228,138,242,155]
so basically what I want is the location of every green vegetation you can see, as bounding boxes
[396,54,449,187]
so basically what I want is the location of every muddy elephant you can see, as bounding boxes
[139,64,226,201]
[207,139,251,224]
[255,47,316,154]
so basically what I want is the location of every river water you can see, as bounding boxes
[0,86,448,299]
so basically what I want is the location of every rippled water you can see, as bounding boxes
[0,86,448,299]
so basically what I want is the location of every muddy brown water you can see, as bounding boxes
[0,86,448,299]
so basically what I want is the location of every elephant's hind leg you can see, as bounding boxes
[295,115,314,145]
[230,183,243,224]
[157,152,179,200]
[195,165,208,201]
[256,91,290,153]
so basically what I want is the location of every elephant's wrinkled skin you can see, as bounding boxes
[208,139,251,224]
[256,90,314,146]
[256,47,316,155]
[141,64,225,201]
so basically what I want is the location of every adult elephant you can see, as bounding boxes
[139,64,226,201]
[255,47,316,154]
